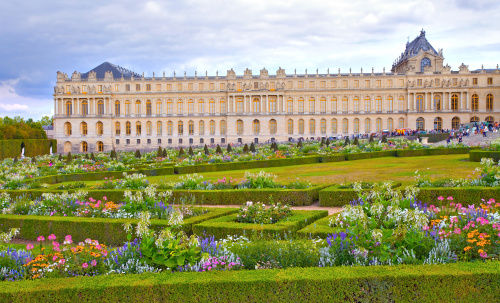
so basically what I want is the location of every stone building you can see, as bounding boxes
[53,30,500,153]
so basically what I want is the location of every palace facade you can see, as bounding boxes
[53,30,500,153]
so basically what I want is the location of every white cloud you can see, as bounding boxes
[0,78,53,117]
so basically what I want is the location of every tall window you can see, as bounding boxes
[353,118,359,133]
[82,100,88,116]
[177,100,183,115]
[146,100,152,116]
[298,98,304,113]
[452,117,460,129]
[309,119,315,134]
[376,118,382,133]
[188,120,194,135]
[287,98,293,114]
[487,94,494,110]
[387,118,393,132]
[237,120,243,135]
[387,96,393,112]
[198,99,204,114]
[199,120,205,135]
[398,96,404,111]
[126,121,131,135]
[81,141,88,152]
[65,100,72,116]
[364,96,371,112]
[115,122,120,135]
[115,100,120,116]
[353,96,360,112]
[331,97,337,113]
[320,119,326,134]
[470,116,479,123]
[332,119,337,133]
[167,121,173,135]
[342,97,348,112]
[81,122,87,136]
[451,94,459,111]
[125,100,130,116]
[252,98,260,113]
[136,121,142,135]
[365,118,371,133]
[156,100,162,115]
[209,99,215,114]
[210,120,216,135]
[236,98,243,113]
[269,97,277,113]
[146,121,152,135]
[416,117,424,131]
[416,95,424,112]
[135,100,141,115]
[320,97,326,113]
[375,96,382,112]
[64,122,72,136]
[188,99,194,115]
[342,118,348,133]
[220,98,226,114]
[220,120,226,134]
[434,117,442,131]
[97,141,104,152]
[398,118,404,129]
[157,121,162,135]
[288,119,293,134]
[434,94,441,111]
[167,99,173,115]
[471,94,479,111]
[309,98,315,113]
[421,57,431,71]
[269,119,277,134]
[298,119,304,134]
[96,121,103,135]
[97,100,104,115]
[178,121,184,135]
[253,119,260,134]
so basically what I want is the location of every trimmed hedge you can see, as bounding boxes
[396,147,470,157]
[0,262,499,302]
[345,150,397,161]
[0,139,57,160]
[417,132,450,143]
[297,214,339,239]
[192,210,328,239]
[319,187,360,207]
[469,150,500,162]
[0,208,237,246]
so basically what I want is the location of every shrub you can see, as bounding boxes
[178,148,185,157]
[250,143,256,153]
[236,201,291,224]
[157,147,163,158]
[227,144,232,153]
[134,150,141,159]
[66,152,72,164]
[243,144,249,153]
[216,145,222,154]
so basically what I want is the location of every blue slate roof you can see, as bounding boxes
[81,62,141,79]
[394,30,439,66]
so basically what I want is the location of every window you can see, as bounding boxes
[375,96,382,112]
[365,118,371,133]
[298,81,304,88]
[320,97,326,113]
[178,121,183,135]
[331,97,337,112]
[376,118,382,133]
[166,99,173,115]
[488,77,493,85]
[486,116,494,124]
[220,83,225,90]
[331,119,337,134]
[353,96,360,112]
[97,141,104,152]
[125,84,130,91]
[209,83,214,90]
[146,84,151,91]
[320,81,326,88]
[416,95,424,112]
[417,79,422,86]
[167,84,172,91]
[82,85,87,93]
[237,120,243,135]
[98,85,102,93]
[81,122,88,135]
[354,80,359,88]
[146,100,152,116]
[435,79,440,86]
[298,119,304,134]
[96,121,103,135]
[167,121,173,135]
[220,98,226,114]
[287,119,293,134]
[470,116,479,123]
[451,94,459,110]
[177,100,183,115]
[157,121,162,135]
[199,83,204,91]
[434,94,441,110]
[188,120,194,135]
[253,119,260,134]
[156,84,161,91]
[287,81,293,89]
[115,101,120,116]
[97,100,104,115]
[434,117,442,131]
[125,100,130,116]
[81,141,88,152]
[64,122,72,136]
[126,121,131,135]
[342,80,347,88]
[298,98,304,113]
[309,81,315,88]
[236,98,244,113]
[220,120,226,134]
[452,117,460,129]
[209,99,215,114]
[199,120,205,135]
[135,100,141,115]
[269,119,277,134]
[416,117,424,131]
[365,80,370,87]
[209,120,215,135]
[453,78,458,86]
[364,96,371,112]
[342,97,348,112]
[188,99,194,115]
[188,83,193,90]
[177,83,182,91]
[473,78,478,85]
[487,94,494,110]
[376,80,381,87]
[65,100,72,116]
[270,82,275,90]
[156,100,162,115]
[472,94,479,111]
[398,118,404,129]
[269,97,277,113]
[237,82,242,91]
[332,81,337,88]
[252,97,260,113]
[320,119,326,134]
[342,118,348,133]
[387,118,393,132]
[309,119,315,134]
[421,57,431,71]
[287,98,293,114]
[198,99,204,114]
[353,118,359,133]
[146,121,152,136]
[387,96,393,112]
[136,121,142,135]
[136,84,140,91]
[115,122,121,135]
[398,96,404,111]
[309,98,315,113]
[387,79,393,87]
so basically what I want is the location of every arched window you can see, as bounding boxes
[320,119,326,134]
[471,94,479,111]
[364,96,371,112]
[320,97,326,113]
[353,118,359,133]
[365,118,371,133]
[64,122,72,136]
[135,100,141,115]
[188,99,194,115]
[451,94,459,111]
[375,96,382,112]
[452,117,460,129]
[416,95,424,112]
[178,121,184,135]
[81,141,88,153]
[421,57,431,71]
[269,97,277,113]
[331,97,337,113]
[287,98,293,114]
[188,120,194,135]
[198,99,204,114]
[342,118,348,133]
[298,98,304,113]
[309,97,315,113]
[434,117,442,131]
[115,100,121,116]
[65,100,72,116]
[486,116,494,124]
[298,119,304,134]
[209,99,215,114]
[220,120,226,134]
[126,121,131,135]
[146,121,152,135]
[470,116,479,123]
[136,121,142,135]
[342,96,348,112]
[288,119,294,134]
[387,96,393,112]
[156,100,162,115]
[97,141,104,152]
[434,94,441,111]
[210,120,216,135]
[125,100,130,116]
[331,119,337,134]
[376,118,382,133]
[252,98,260,113]
[416,117,425,131]
[220,98,226,114]
[398,117,405,129]
[269,119,277,134]
[353,96,360,112]
[199,120,205,135]
[236,98,243,113]
[157,121,162,135]
[487,94,494,110]
[167,99,173,115]
[253,119,260,134]
[97,100,104,115]
[167,121,173,135]
[115,122,121,135]
[81,122,88,136]
[398,96,405,111]
[309,119,315,134]
[236,120,243,135]
[387,118,393,132]
[81,100,88,116]
[96,121,103,135]
[177,99,183,115]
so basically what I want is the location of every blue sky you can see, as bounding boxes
[1,0,499,119]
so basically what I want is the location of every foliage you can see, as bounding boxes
[236,201,291,224]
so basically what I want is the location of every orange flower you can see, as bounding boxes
[464,246,473,252]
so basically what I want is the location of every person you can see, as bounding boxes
[446,136,451,145]
[484,127,488,137]
[458,135,463,143]
[49,160,53,167]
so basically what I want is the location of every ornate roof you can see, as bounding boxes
[81,62,141,79]
[393,30,440,68]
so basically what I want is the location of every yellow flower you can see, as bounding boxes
[464,246,473,252]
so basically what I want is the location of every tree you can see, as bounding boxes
[369,134,374,143]
[204,144,210,156]
[216,145,223,154]
[325,138,330,147]
[226,144,232,153]
[353,137,359,146]
[91,152,96,161]
[249,142,256,153]
[58,154,63,161]
[157,146,163,158]
[135,150,141,159]
[188,146,194,156]
[320,137,325,147]
[178,147,185,157]
[297,140,302,148]
[344,136,350,145]
[381,135,388,143]
[162,149,167,158]
[66,152,72,164]
[39,116,53,127]
[243,144,249,153]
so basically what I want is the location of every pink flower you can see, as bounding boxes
[26,244,34,250]
[48,234,56,241]
[37,236,45,242]
[438,196,444,201]
[489,198,495,204]
[82,263,88,269]
[454,228,461,234]
[422,226,430,231]
[52,255,58,261]
[59,259,65,265]
[91,260,97,267]
[447,196,453,201]
[103,196,107,201]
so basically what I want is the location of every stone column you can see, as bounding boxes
[448,93,452,110]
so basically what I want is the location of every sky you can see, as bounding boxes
[1,0,499,119]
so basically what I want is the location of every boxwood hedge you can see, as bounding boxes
[469,150,500,162]
[0,139,57,160]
